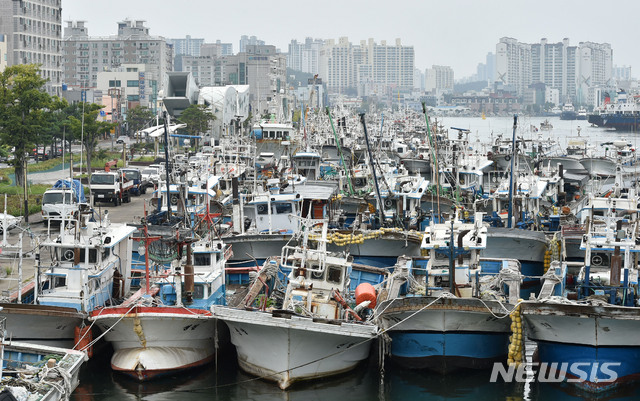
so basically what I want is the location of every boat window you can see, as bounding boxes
[327,266,342,284]
[194,253,211,266]
[276,131,282,138]
[194,284,205,299]
[435,251,449,260]
[54,277,66,288]
[102,248,111,261]
[311,266,324,280]
[274,203,292,215]
[79,248,98,264]
[58,247,97,264]
[257,204,268,215]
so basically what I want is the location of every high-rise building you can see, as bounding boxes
[413,68,424,91]
[288,37,324,73]
[62,20,173,110]
[239,35,264,53]
[319,37,414,96]
[167,35,204,56]
[498,37,612,104]
[576,41,612,104]
[613,65,632,81]
[181,55,216,87]
[0,0,63,96]
[425,65,454,93]
[219,44,287,117]
[201,41,233,58]
[319,37,355,94]
[496,37,532,97]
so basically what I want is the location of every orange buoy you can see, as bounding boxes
[74,326,93,358]
[355,283,377,309]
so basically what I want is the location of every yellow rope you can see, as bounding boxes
[507,300,524,366]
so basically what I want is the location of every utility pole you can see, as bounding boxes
[22,109,28,223]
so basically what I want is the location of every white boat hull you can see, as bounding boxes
[0,303,84,348]
[213,306,376,389]
[90,306,216,380]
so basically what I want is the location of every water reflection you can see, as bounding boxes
[72,347,640,401]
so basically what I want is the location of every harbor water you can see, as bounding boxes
[71,116,640,400]
[72,342,640,400]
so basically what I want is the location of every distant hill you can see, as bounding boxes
[454,81,488,94]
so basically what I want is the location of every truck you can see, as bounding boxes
[41,179,87,223]
[90,170,133,206]
[121,167,147,195]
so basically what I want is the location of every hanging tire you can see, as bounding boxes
[170,194,179,205]
[113,196,119,207]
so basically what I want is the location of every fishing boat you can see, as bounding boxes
[521,181,640,392]
[213,217,378,389]
[89,226,230,381]
[588,90,640,131]
[0,308,87,401]
[0,205,135,349]
[375,211,521,373]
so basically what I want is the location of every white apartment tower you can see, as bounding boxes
[62,20,173,108]
[576,41,612,104]
[319,37,414,96]
[167,35,204,56]
[319,37,355,94]
[287,37,323,74]
[499,37,612,104]
[0,0,63,96]
[425,65,454,93]
[496,37,532,97]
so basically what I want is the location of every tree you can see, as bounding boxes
[0,64,53,188]
[67,103,115,184]
[178,104,215,137]
[126,105,154,141]
[40,96,69,159]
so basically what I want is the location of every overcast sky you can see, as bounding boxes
[62,0,639,79]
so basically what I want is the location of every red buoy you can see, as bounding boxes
[355,283,377,309]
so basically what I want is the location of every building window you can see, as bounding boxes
[127,95,140,101]
[108,80,121,87]
[127,80,139,87]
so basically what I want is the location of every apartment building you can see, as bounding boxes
[0,0,62,95]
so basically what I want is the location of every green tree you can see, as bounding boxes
[178,104,215,137]
[0,64,53,188]
[67,103,115,184]
[126,105,154,141]
[40,96,69,159]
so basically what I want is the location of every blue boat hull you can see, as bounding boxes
[389,331,509,372]
[535,340,640,392]
[377,297,512,373]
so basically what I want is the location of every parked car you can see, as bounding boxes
[0,213,21,234]
[116,136,129,144]
[140,167,161,188]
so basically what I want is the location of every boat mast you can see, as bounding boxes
[507,115,518,228]
[360,113,385,225]
[163,111,172,222]
[327,107,354,196]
